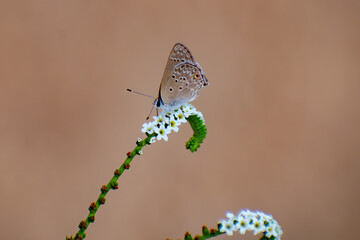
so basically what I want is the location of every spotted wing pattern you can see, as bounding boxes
[160,62,208,108]
[158,43,209,109]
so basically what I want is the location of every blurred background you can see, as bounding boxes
[1,1,359,239]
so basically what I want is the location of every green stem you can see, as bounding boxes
[67,132,157,240]
[185,227,223,240]
[67,113,208,239]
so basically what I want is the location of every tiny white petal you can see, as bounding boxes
[149,137,156,143]
[226,212,235,220]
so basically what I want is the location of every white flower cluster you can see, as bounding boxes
[219,209,283,240]
[141,104,204,142]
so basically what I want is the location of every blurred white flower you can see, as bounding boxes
[219,219,236,236]
[219,209,282,239]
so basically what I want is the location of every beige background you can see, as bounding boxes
[1,1,359,240]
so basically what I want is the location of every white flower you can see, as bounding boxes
[141,122,154,134]
[226,212,235,220]
[219,219,236,236]
[218,209,283,239]
[237,215,249,234]
[175,109,187,123]
[275,224,283,238]
[154,124,171,141]
[258,212,272,222]
[181,105,195,118]
[241,209,255,218]
[195,111,204,121]
[167,115,180,132]
[265,224,278,238]
[252,217,266,235]
[153,115,167,125]
[225,212,238,231]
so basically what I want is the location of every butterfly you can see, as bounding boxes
[154,42,209,111]
[128,43,209,117]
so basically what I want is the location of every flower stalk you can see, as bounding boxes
[66,132,156,240]
[67,104,208,240]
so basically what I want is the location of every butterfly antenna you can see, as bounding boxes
[127,89,157,120]
[127,89,155,99]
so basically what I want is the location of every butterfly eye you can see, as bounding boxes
[169,87,173,92]
[195,74,200,78]
[179,86,183,91]
[175,79,178,82]
[172,75,175,78]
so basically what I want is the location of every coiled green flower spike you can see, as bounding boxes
[186,114,207,152]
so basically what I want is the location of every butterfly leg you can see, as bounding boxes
[146,104,155,120]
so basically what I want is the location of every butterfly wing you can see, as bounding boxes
[165,42,194,68]
[160,62,208,108]
[158,43,194,101]
[158,43,208,109]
